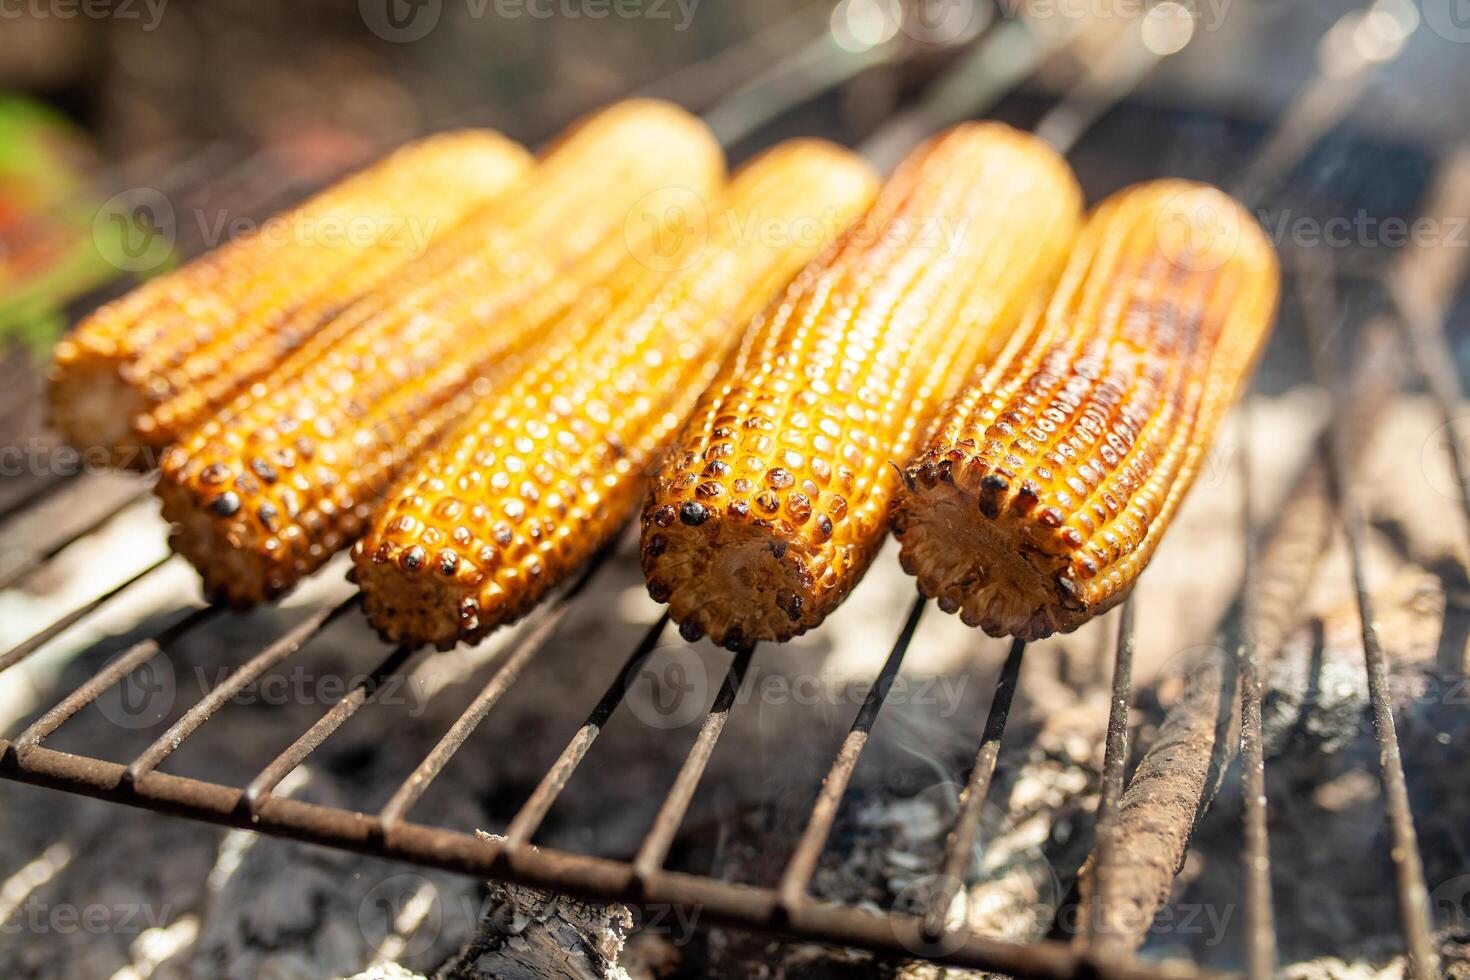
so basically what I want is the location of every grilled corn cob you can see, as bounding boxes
[891,180,1279,638]
[156,100,723,608]
[352,140,879,649]
[48,130,535,466]
[639,123,1083,650]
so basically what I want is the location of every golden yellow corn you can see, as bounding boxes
[891,180,1280,638]
[156,100,724,608]
[349,140,879,649]
[48,130,534,466]
[639,122,1083,650]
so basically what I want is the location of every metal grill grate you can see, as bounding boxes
[3,4,1467,978]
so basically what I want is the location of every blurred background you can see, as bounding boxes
[3,0,1469,364]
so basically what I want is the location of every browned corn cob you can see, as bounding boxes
[48,130,534,467]
[351,140,880,649]
[156,100,723,608]
[891,180,1280,638]
[639,122,1083,650]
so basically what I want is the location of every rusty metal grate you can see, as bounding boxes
[2,4,1466,979]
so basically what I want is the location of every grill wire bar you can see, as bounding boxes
[0,554,173,675]
[0,471,80,526]
[13,605,222,750]
[922,635,1027,943]
[1083,599,1136,958]
[1299,259,1439,980]
[3,3,1459,979]
[241,642,422,808]
[502,613,671,852]
[631,645,758,884]
[1234,400,1278,980]
[1063,0,1427,957]
[126,596,361,782]
[0,487,153,594]
[777,596,925,910]
[376,547,616,834]
[1387,145,1470,547]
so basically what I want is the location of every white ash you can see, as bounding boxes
[349,965,427,980]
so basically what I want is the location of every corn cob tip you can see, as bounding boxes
[891,179,1278,640]
[890,478,1115,639]
[46,343,156,469]
[156,459,303,608]
[352,536,491,650]
[641,499,842,651]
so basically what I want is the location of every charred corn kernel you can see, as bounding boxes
[48,130,534,467]
[639,123,1083,651]
[156,100,723,608]
[351,141,879,649]
[891,180,1279,639]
